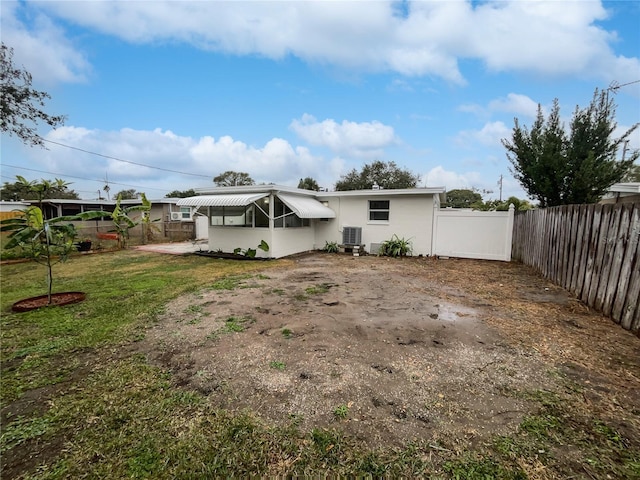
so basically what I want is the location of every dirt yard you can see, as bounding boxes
[141,253,640,451]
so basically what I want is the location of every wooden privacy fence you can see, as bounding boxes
[512,203,639,335]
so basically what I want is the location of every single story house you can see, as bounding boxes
[21,198,191,223]
[177,185,446,258]
[1,197,197,242]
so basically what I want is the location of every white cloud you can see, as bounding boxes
[22,126,335,197]
[488,94,541,118]
[422,166,528,200]
[12,0,637,85]
[0,2,91,85]
[454,121,511,148]
[460,93,543,119]
[289,114,397,158]
[422,166,482,190]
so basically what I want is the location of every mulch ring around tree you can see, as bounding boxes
[12,292,86,312]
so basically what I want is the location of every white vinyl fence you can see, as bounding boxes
[432,205,515,261]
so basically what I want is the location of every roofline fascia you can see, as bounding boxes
[194,184,447,199]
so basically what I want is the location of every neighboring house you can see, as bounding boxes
[27,198,190,223]
[600,183,640,204]
[9,198,196,242]
[177,185,446,258]
[0,201,29,220]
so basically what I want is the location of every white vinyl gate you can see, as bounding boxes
[432,205,514,261]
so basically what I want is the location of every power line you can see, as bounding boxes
[39,137,212,179]
[1,163,169,193]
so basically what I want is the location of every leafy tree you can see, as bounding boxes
[444,189,482,208]
[470,196,533,211]
[165,189,198,198]
[213,171,255,187]
[0,176,79,202]
[503,89,639,207]
[623,163,640,182]
[115,189,139,200]
[297,177,320,191]
[335,161,419,191]
[1,43,65,147]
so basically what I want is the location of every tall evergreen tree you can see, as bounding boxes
[503,89,638,207]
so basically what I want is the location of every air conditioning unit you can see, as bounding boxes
[342,226,362,246]
[170,212,181,221]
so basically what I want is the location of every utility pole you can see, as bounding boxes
[498,175,503,202]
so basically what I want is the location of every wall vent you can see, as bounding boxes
[342,226,362,246]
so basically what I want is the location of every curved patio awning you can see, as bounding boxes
[176,193,268,207]
[277,193,336,218]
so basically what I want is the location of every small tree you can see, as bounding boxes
[109,193,152,248]
[297,177,320,191]
[503,89,639,207]
[1,43,65,147]
[1,184,107,305]
[335,161,419,191]
[213,171,255,187]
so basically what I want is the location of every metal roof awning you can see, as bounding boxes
[277,193,336,218]
[176,193,268,208]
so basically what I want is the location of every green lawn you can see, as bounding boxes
[1,250,638,479]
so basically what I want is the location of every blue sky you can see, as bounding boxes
[1,0,639,201]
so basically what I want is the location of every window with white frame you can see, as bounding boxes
[274,197,310,228]
[210,205,253,227]
[368,200,389,221]
[180,207,191,220]
[209,203,267,227]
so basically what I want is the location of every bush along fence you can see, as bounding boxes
[512,203,639,336]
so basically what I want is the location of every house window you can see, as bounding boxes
[210,205,251,227]
[180,207,191,220]
[209,204,264,227]
[254,197,269,228]
[369,200,390,221]
[274,197,309,228]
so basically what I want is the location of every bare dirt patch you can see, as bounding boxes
[138,253,640,451]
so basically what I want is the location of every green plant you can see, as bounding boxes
[210,274,252,290]
[305,283,331,295]
[378,235,412,257]
[110,193,152,248]
[269,361,286,370]
[234,240,269,258]
[222,315,254,333]
[281,328,292,338]
[324,241,339,253]
[333,403,350,419]
[0,204,107,304]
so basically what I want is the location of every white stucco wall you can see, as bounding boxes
[315,195,436,256]
[271,226,316,258]
[207,227,272,258]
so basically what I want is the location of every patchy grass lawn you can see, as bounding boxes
[1,251,639,479]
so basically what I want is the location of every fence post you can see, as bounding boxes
[504,204,515,261]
